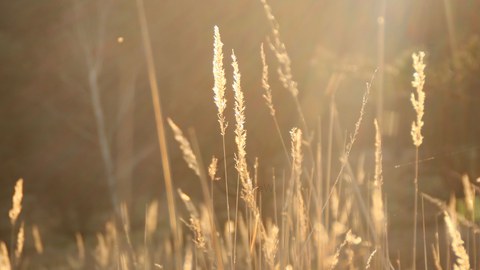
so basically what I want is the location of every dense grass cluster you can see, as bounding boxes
[1,1,479,270]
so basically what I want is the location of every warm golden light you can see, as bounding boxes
[2,0,479,269]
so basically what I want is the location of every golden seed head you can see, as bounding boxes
[410,51,426,147]
[9,179,23,225]
[213,26,227,135]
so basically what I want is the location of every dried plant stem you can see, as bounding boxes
[473,188,477,268]
[135,0,180,268]
[260,44,290,164]
[372,119,385,268]
[273,112,289,163]
[221,135,233,269]
[212,26,233,269]
[413,147,419,270]
[233,174,240,265]
[188,130,224,270]
[421,196,428,270]
[321,76,373,215]
[410,51,425,270]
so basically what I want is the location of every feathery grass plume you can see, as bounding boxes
[0,242,11,270]
[9,179,23,225]
[290,128,303,179]
[260,0,298,98]
[177,189,200,221]
[208,156,218,181]
[371,119,385,238]
[231,50,255,211]
[231,51,267,261]
[260,43,290,162]
[146,201,159,237]
[294,191,308,241]
[290,128,308,242]
[443,211,470,270]
[343,85,370,163]
[410,51,425,270]
[260,43,275,116]
[31,225,44,254]
[213,25,228,135]
[410,51,426,147]
[168,118,201,177]
[177,190,206,251]
[263,221,279,268]
[14,222,24,261]
[329,230,362,270]
[461,174,474,215]
[213,26,232,269]
[212,26,234,268]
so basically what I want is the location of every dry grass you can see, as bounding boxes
[444,211,470,270]
[410,50,426,270]
[4,2,480,270]
[0,242,11,270]
[371,119,385,259]
[9,179,23,226]
[168,118,201,177]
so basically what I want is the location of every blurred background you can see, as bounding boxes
[0,0,479,267]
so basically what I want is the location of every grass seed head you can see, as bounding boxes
[9,178,23,225]
[410,51,426,147]
[213,26,227,135]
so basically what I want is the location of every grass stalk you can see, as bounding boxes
[188,130,224,270]
[422,195,428,270]
[221,135,233,269]
[413,147,419,270]
[410,51,426,270]
[233,174,240,266]
[135,0,180,268]
[213,26,233,269]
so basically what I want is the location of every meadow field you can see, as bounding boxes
[1,0,480,269]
